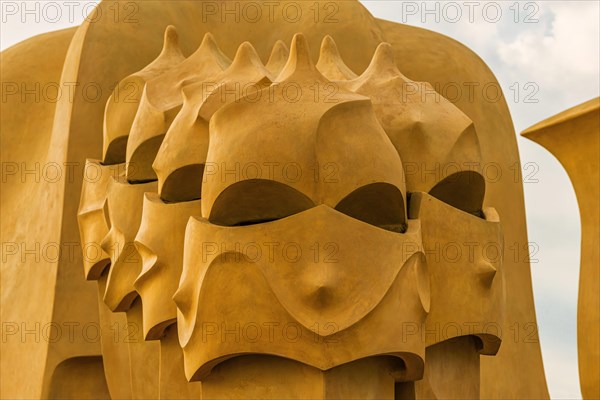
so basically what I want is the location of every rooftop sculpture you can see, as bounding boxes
[3,1,595,399]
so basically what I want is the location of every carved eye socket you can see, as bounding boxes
[161,164,204,202]
[209,180,407,230]
[209,179,314,226]
[335,183,406,232]
[428,171,485,216]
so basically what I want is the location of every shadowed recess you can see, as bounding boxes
[209,179,314,226]
[428,171,485,216]
[127,134,166,182]
[161,164,205,202]
[103,136,129,165]
[335,182,406,232]
[47,356,110,399]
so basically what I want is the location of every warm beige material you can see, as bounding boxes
[409,193,504,355]
[101,178,165,399]
[265,40,290,77]
[102,177,157,311]
[1,25,107,400]
[339,43,483,214]
[134,194,202,339]
[78,160,122,280]
[317,35,358,81]
[95,275,133,399]
[201,356,406,399]
[124,301,161,399]
[153,39,272,202]
[1,1,556,398]
[126,32,231,182]
[416,337,482,399]
[158,326,202,399]
[203,35,407,227]
[103,27,185,165]
[177,204,426,381]
[522,97,600,400]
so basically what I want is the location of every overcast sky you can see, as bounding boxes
[1,1,598,398]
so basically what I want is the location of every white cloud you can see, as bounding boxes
[498,1,600,108]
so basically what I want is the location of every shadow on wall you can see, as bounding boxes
[48,356,110,400]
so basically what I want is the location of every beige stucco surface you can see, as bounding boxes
[0,1,557,398]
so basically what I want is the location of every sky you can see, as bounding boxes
[1,1,599,398]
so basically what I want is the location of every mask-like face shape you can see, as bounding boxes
[338,43,485,215]
[77,159,120,280]
[411,192,504,353]
[78,31,505,390]
[101,175,157,311]
[173,34,503,381]
[175,205,429,380]
[125,32,231,182]
[134,193,201,339]
[103,26,185,165]
[173,34,420,380]
[153,41,274,202]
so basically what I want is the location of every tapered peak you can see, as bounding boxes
[214,41,273,89]
[316,35,357,81]
[266,40,290,77]
[160,25,183,58]
[276,33,320,82]
[194,32,232,70]
[143,25,185,72]
[358,43,401,82]
[229,42,268,73]
[183,41,274,121]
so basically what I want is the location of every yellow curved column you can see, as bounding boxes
[522,97,600,400]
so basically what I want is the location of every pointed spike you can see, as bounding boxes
[320,35,338,57]
[269,40,290,61]
[224,41,274,84]
[276,33,318,81]
[361,42,401,79]
[266,40,290,76]
[142,25,185,73]
[161,25,182,57]
[290,33,313,66]
[196,32,232,69]
[200,32,217,50]
[316,35,357,80]
[345,42,403,91]
[231,41,264,68]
